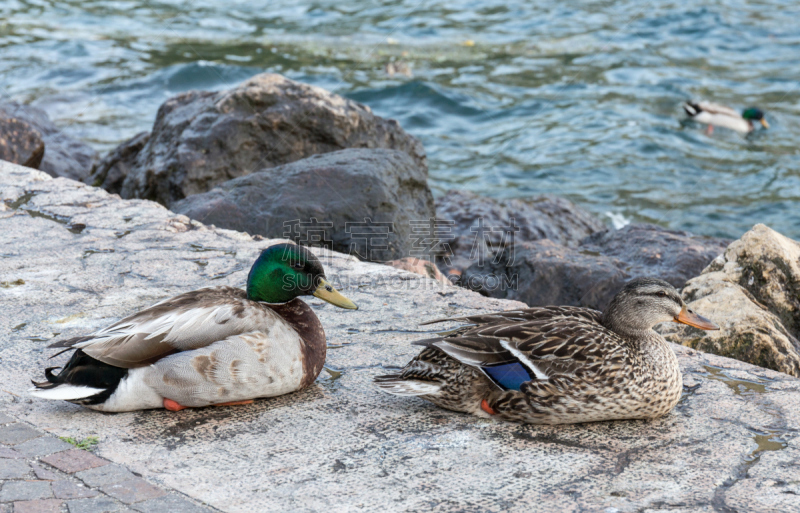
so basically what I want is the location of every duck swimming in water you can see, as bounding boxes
[683,101,769,135]
[375,278,718,425]
[30,244,357,412]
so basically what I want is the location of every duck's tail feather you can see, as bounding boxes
[48,335,93,349]
[29,349,127,405]
[374,375,442,396]
[683,101,701,116]
[28,384,106,401]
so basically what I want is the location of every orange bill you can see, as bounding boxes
[674,306,719,330]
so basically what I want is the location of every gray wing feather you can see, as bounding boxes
[68,287,282,368]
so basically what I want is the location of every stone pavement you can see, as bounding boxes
[0,411,217,513]
[1,159,800,512]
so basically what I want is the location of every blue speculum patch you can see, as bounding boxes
[483,362,533,391]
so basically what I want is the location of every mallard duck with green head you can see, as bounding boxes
[683,101,769,135]
[30,244,357,412]
[375,278,718,425]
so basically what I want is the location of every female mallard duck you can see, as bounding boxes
[683,101,769,135]
[375,278,718,425]
[29,244,357,412]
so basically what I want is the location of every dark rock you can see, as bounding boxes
[432,190,605,274]
[85,132,150,194]
[462,239,629,311]
[114,73,426,206]
[0,117,45,168]
[580,223,731,290]
[0,101,97,181]
[172,149,434,262]
[464,223,730,310]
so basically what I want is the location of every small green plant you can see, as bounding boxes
[59,436,99,451]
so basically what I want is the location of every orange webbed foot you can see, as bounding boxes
[213,400,254,407]
[163,398,187,411]
[480,399,497,415]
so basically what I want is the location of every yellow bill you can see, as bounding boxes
[674,306,719,330]
[760,118,770,129]
[313,279,358,310]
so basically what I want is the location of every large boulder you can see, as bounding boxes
[0,101,97,180]
[0,117,45,169]
[581,223,730,289]
[462,239,629,310]
[432,190,605,274]
[108,73,426,206]
[85,132,150,195]
[662,224,800,377]
[464,223,729,310]
[172,149,434,262]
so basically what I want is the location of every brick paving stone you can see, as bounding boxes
[30,463,60,481]
[41,449,109,474]
[0,423,41,445]
[0,480,52,501]
[65,496,126,513]
[52,480,100,500]
[0,446,23,458]
[76,465,137,488]
[100,479,166,505]
[0,458,30,479]
[0,412,14,424]
[12,498,63,513]
[130,494,212,513]
[14,436,73,457]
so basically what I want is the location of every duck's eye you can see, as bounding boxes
[655,291,667,298]
[292,262,304,269]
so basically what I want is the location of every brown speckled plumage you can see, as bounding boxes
[376,278,718,425]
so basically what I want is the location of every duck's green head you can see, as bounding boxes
[742,107,769,128]
[246,243,358,309]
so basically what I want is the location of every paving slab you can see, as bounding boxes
[75,465,137,488]
[0,458,30,479]
[0,423,42,445]
[1,160,800,512]
[29,463,59,481]
[100,479,166,505]
[52,480,99,499]
[130,494,211,513]
[12,498,62,513]
[14,437,73,458]
[0,480,52,501]
[65,496,130,513]
[40,450,108,474]
[0,447,23,459]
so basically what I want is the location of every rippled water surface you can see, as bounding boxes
[3,0,800,238]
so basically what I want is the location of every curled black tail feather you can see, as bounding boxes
[32,349,128,405]
[683,101,702,116]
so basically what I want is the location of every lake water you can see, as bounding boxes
[3,0,800,239]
